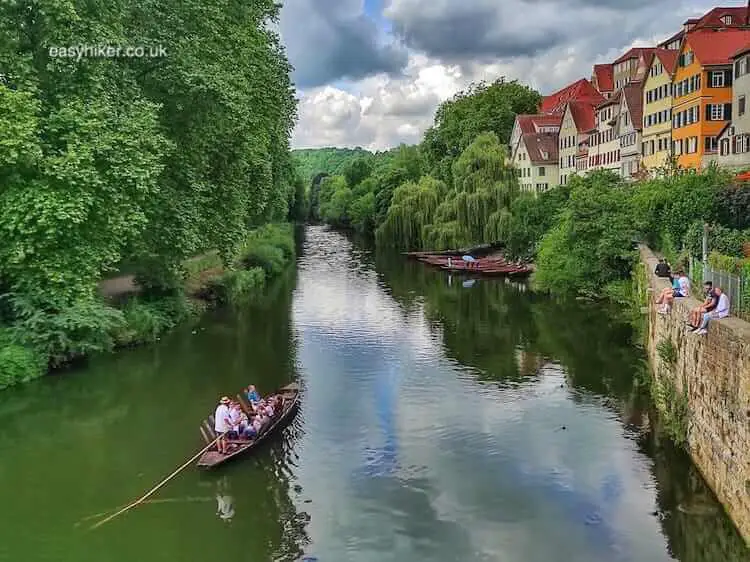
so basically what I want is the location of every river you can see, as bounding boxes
[0,225,747,562]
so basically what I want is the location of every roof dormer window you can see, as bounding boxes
[722,15,733,25]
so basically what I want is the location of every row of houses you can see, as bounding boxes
[510,5,750,192]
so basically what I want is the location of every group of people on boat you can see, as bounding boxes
[212,385,283,454]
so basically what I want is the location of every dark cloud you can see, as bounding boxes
[389,3,565,60]
[280,0,408,88]
[384,0,687,64]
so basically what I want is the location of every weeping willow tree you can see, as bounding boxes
[377,132,519,250]
[375,177,445,249]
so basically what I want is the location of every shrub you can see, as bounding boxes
[208,268,266,304]
[0,342,46,389]
[8,296,125,367]
[115,294,197,346]
[237,223,295,275]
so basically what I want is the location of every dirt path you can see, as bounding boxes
[98,275,140,298]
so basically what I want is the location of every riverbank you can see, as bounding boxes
[0,223,296,391]
[640,245,750,543]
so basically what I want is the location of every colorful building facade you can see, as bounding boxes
[672,30,750,169]
[641,49,679,171]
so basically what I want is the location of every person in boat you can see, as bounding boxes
[461,255,477,269]
[214,396,232,454]
[245,385,261,409]
[263,399,275,417]
[227,401,247,439]
[252,410,266,434]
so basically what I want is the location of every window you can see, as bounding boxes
[709,104,724,120]
[740,95,746,116]
[538,166,545,176]
[687,137,698,154]
[722,14,733,24]
[711,71,725,87]
[705,136,718,153]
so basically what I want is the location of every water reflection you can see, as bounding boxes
[0,225,747,562]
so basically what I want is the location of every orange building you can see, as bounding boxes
[672,29,750,169]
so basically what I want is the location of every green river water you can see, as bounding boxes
[0,225,747,562]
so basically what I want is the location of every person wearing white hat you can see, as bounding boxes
[214,397,232,454]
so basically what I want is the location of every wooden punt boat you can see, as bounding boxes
[196,382,300,469]
[413,254,533,276]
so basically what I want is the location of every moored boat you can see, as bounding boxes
[196,382,300,469]
[412,253,533,276]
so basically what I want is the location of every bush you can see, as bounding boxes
[207,268,266,304]
[0,342,46,390]
[237,223,295,275]
[8,296,125,367]
[115,300,169,345]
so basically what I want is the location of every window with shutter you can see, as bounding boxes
[711,71,724,88]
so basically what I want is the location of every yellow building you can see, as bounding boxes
[641,49,678,171]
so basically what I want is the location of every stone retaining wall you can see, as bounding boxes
[641,245,750,542]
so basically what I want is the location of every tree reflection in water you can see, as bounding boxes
[374,247,748,560]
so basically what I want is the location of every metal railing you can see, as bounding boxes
[689,257,747,319]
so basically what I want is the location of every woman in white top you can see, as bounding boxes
[656,270,691,314]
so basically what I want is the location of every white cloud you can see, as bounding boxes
[286,0,728,150]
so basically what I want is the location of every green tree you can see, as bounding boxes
[421,78,541,181]
[534,171,637,296]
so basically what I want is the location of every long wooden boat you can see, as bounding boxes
[412,253,533,276]
[196,382,300,469]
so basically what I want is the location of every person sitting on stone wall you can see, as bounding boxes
[687,281,718,331]
[655,270,690,314]
[691,287,730,335]
[654,258,671,278]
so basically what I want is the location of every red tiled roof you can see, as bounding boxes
[693,7,750,30]
[567,101,597,134]
[521,133,558,164]
[597,88,621,109]
[659,7,750,49]
[687,29,750,66]
[523,133,558,163]
[540,78,603,114]
[652,48,679,75]
[733,41,750,59]
[592,64,614,92]
[658,29,684,49]
[622,82,644,131]
[613,47,657,65]
[516,114,562,135]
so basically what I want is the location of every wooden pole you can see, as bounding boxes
[90,436,220,530]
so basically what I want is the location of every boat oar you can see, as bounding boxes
[89,436,220,530]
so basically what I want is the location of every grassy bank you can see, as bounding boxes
[0,223,296,391]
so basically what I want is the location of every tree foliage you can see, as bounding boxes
[377,133,519,250]
[0,0,298,369]
[534,172,638,296]
[421,78,541,183]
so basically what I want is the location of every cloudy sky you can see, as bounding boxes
[280,0,737,151]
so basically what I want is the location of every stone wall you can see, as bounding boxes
[641,245,750,543]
